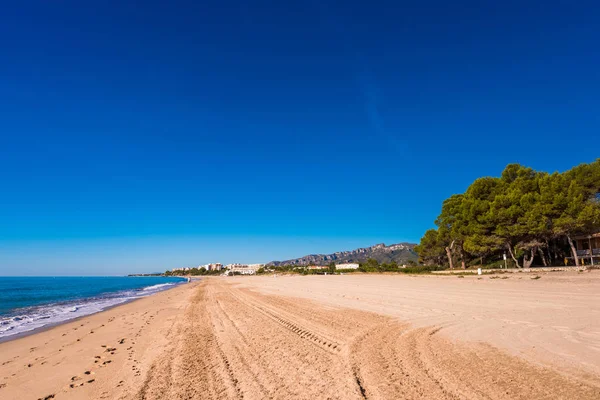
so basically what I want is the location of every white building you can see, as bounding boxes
[229,266,256,275]
[335,263,359,270]
[225,263,264,275]
[197,263,223,271]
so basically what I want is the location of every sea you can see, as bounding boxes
[0,276,186,341]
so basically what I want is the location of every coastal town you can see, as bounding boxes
[169,263,265,275]
[168,262,361,275]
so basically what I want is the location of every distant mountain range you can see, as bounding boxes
[267,243,418,266]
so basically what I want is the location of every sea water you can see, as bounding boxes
[0,276,186,340]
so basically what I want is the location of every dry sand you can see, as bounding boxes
[1,272,600,399]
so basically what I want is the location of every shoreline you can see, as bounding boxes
[0,280,200,400]
[0,277,188,344]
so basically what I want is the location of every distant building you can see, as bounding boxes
[229,265,256,275]
[196,263,223,271]
[207,263,223,271]
[224,263,264,275]
[307,265,327,270]
[572,233,600,264]
[335,263,359,270]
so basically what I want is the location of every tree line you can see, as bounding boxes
[260,260,424,274]
[415,160,600,268]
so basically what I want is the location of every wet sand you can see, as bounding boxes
[1,273,600,399]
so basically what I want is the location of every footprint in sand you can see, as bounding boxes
[69,376,83,389]
[69,374,95,389]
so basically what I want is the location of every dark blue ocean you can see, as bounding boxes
[0,276,186,340]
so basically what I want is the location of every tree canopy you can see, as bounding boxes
[416,160,600,268]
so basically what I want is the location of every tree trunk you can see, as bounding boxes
[507,243,521,268]
[538,247,548,267]
[545,239,553,265]
[566,235,580,267]
[523,248,535,269]
[460,247,466,269]
[445,246,454,269]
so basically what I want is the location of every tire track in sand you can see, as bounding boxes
[350,322,600,399]
[226,287,344,354]
[133,286,240,400]
[208,283,366,399]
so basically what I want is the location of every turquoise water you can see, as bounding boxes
[0,276,186,339]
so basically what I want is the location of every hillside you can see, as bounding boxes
[267,243,418,266]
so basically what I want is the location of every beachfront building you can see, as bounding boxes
[335,263,359,270]
[572,233,600,265]
[228,265,257,275]
[207,263,223,271]
[307,265,327,270]
[196,263,223,271]
[224,263,264,275]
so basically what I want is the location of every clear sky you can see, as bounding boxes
[1,1,599,275]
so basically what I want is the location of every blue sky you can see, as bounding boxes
[1,1,599,275]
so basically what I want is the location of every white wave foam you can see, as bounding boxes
[0,280,181,340]
[141,283,174,292]
[0,296,134,338]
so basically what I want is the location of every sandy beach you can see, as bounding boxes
[1,272,600,400]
